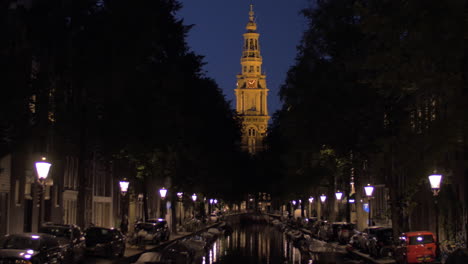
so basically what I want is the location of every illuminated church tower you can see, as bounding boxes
[235,5,270,154]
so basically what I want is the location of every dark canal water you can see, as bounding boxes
[203,223,353,264]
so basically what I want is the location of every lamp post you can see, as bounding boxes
[35,157,51,230]
[308,197,314,218]
[335,191,343,221]
[119,179,129,234]
[320,194,326,220]
[364,184,374,226]
[177,192,183,227]
[159,187,167,219]
[428,174,442,259]
[191,193,197,218]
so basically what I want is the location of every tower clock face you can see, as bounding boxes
[247,79,256,88]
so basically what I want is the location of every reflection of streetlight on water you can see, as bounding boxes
[35,157,51,230]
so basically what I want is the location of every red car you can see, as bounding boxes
[394,231,437,264]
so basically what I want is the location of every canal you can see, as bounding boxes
[202,221,355,264]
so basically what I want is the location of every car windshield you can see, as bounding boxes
[85,228,112,243]
[409,235,434,245]
[136,223,159,232]
[0,236,41,250]
[39,227,71,238]
[376,229,393,239]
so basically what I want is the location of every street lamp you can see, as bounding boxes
[191,193,198,218]
[35,157,51,230]
[320,194,327,220]
[308,197,314,218]
[335,191,343,221]
[159,187,167,219]
[428,174,442,258]
[119,179,129,194]
[320,194,326,203]
[176,192,183,226]
[364,184,374,226]
[209,199,214,214]
[177,192,183,200]
[119,179,130,234]
[335,191,343,201]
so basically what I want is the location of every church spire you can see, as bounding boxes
[246,4,257,32]
[234,4,270,154]
[249,4,255,22]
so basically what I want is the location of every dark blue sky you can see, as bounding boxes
[176,0,310,114]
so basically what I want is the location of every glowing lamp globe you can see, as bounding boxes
[191,193,197,202]
[364,184,374,197]
[159,187,167,199]
[119,179,130,193]
[320,194,327,203]
[35,158,51,180]
[428,174,442,190]
[335,191,343,200]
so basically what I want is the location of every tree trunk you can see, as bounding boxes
[171,194,177,234]
[142,178,149,221]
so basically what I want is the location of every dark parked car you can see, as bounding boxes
[355,226,386,252]
[134,220,170,245]
[337,223,356,245]
[84,227,125,258]
[39,223,85,263]
[367,227,394,258]
[318,221,346,242]
[0,233,65,264]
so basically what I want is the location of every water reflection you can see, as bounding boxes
[203,224,349,264]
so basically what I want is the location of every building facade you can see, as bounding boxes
[235,5,270,154]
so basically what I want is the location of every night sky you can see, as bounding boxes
[176,0,310,115]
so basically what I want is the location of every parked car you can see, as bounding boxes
[0,233,65,264]
[356,226,386,252]
[337,223,356,245]
[394,231,437,264]
[367,227,394,258]
[317,221,331,241]
[349,231,362,249]
[303,217,318,231]
[84,227,125,258]
[39,223,85,263]
[329,222,349,242]
[134,220,170,245]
